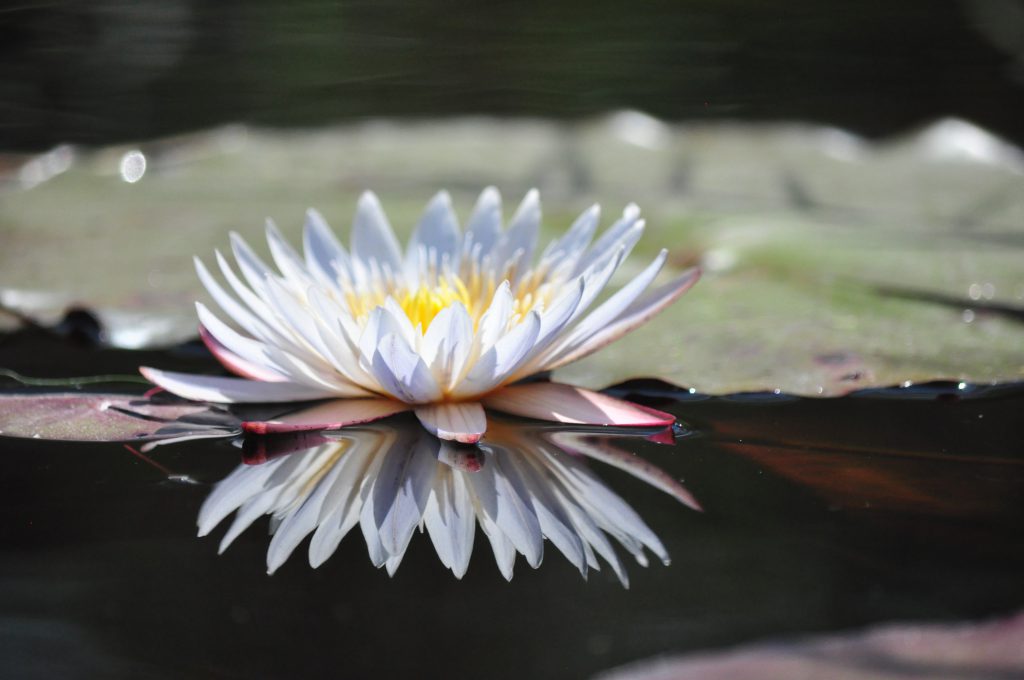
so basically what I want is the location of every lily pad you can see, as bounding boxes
[2,115,1022,394]
[0,393,226,442]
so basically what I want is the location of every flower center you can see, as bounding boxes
[398,277,473,329]
[339,267,556,331]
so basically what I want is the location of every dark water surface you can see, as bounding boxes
[1,332,1022,678]
[4,1,1024,150]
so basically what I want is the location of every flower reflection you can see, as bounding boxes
[199,414,698,586]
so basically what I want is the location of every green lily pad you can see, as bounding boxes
[2,116,1022,394]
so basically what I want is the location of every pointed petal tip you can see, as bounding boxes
[484,383,675,427]
[241,421,271,435]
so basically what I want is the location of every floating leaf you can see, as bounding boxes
[3,117,1023,392]
[0,393,232,442]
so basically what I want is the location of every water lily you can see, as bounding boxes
[141,188,699,442]
[200,416,700,584]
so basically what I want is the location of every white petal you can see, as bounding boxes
[305,288,368,384]
[551,431,702,511]
[573,203,642,276]
[370,334,442,403]
[555,483,630,587]
[214,249,301,352]
[196,302,291,379]
[424,475,455,570]
[467,460,517,580]
[533,276,585,349]
[359,494,388,568]
[302,208,351,288]
[478,514,516,581]
[266,446,349,573]
[423,467,476,578]
[309,444,382,567]
[546,267,701,370]
[219,493,279,554]
[474,281,514,353]
[382,297,419,347]
[198,462,280,537]
[140,367,337,404]
[539,203,599,274]
[351,190,403,271]
[493,189,540,275]
[543,249,668,365]
[421,303,473,388]
[483,382,675,427]
[554,455,668,566]
[452,311,541,398]
[474,452,544,568]
[463,186,502,258]
[265,218,312,287]
[406,190,460,271]
[258,277,338,363]
[199,324,285,383]
[373,436,439,557]
[553,244,626,334]
[449,472,478,577]
[414,401,487,444]
[230,232,278,294]
[195,256,276,344]
[511,453,587,576]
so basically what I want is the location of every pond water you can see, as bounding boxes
[4,3,1024,676]
[1,330,1022,678]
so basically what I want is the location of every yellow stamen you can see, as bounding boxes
[340,268,556,331]
[398,276,474,329]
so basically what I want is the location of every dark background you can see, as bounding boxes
[2,0,1024,151]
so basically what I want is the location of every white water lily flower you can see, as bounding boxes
[200,417,700,585]
[141,188,700,442]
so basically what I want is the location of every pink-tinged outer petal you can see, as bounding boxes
[139,367,337,404]
[414,402,487,444]
[241,398,409,434]
[199,325,285,383]
[483,382,676,427]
